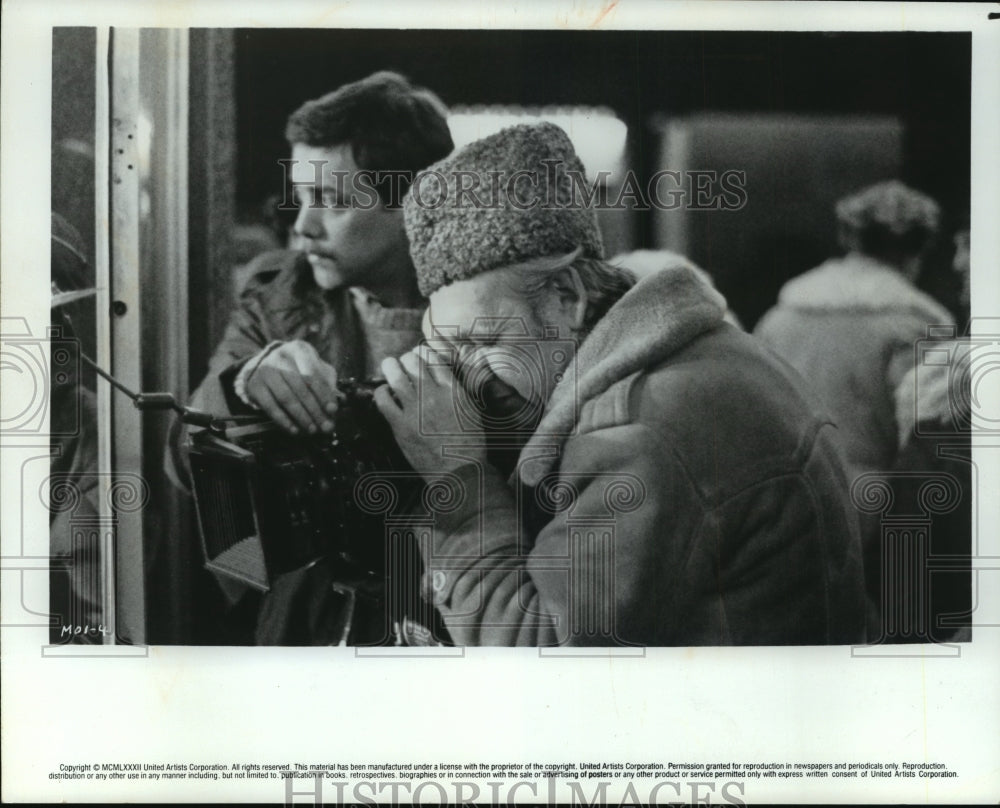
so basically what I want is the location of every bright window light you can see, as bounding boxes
[447,105,628,184]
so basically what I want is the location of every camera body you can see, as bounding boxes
[188,379,418,591]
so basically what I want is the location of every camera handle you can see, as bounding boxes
[79,350,255,433]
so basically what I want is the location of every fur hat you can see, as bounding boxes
[404,121,604,297]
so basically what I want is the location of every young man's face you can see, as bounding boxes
[290,143,410,292]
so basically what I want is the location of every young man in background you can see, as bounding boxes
[170,71,454,644]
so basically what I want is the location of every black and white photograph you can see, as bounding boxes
[2,1,998,804]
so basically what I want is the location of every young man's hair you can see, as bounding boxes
[285,71,454,207]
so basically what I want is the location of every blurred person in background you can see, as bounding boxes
[754,181,956,637]
[754,180,952,479]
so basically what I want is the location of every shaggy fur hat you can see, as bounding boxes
[404,121,604,297]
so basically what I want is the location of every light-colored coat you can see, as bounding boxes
[754,253,954,479]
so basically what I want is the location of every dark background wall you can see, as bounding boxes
[52,27,97,271]
[232,30,970,325]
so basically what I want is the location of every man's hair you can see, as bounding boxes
[509,257,636,334]
[838,221,938,266]
[285,71,454,207]
[834,180,940,267]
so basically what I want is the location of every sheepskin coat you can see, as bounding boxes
[416,263,869,646]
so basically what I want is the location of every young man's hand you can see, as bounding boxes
[243,340,340,434]
[375,345,488,477]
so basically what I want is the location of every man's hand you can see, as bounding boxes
[375,345,488,476]
[243,340,339,434]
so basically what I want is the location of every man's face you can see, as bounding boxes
[290,143,410,291]
[423,269,578,414]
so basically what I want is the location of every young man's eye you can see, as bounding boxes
[322,193,350,209]
[293,189,324,208]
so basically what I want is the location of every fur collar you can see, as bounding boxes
[518,261,727,485]
[778,253,953,324]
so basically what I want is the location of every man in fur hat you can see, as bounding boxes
[375,122,868,646]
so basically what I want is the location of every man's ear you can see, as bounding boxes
[549,266,588,333]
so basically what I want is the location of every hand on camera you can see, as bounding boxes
[375,345,488,476]
[243,340,339,435]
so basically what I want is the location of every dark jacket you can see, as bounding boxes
[187,250,410,432]
[170,248,425,487]
[886,341,972,643]
[170,250,425,644]
[416,264,869,646]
